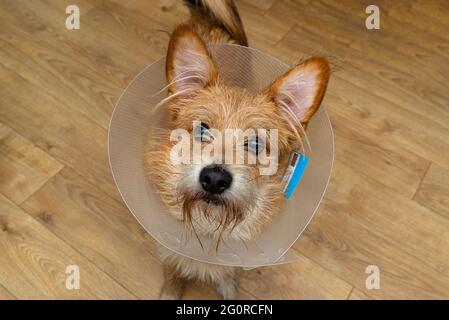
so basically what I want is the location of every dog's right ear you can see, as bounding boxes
[265,57,330,125]
[166,25,217,96]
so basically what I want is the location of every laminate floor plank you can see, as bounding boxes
[0,193,134,299]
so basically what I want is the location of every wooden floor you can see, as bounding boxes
[1,0,449,299]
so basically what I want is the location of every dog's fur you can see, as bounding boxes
[144,0,330,299]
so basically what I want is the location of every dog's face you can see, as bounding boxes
[145,26,329,241]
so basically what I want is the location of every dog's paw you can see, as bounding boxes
[216,281,237,300]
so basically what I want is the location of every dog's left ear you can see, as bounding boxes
[265,57,330,125]
[166,25,218,96]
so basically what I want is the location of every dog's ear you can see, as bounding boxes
[166,25,218,96]
[265,57,330,125]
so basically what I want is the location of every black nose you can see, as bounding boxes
[199,165,233,194]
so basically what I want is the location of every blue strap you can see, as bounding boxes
[284,154,309,199]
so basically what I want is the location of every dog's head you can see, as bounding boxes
[145,26,329,241]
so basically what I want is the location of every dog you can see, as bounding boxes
[144,0,330,299]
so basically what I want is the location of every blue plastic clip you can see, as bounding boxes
[283,152,309,199]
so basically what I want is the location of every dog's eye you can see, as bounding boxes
[246,137,264,155]
[194,122,211,142]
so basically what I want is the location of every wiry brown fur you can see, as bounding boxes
[184,0,247,46]
[144,0,329,300]
[146,83,295,242]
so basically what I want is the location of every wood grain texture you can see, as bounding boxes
[0,62,120,202]
[0,0,134,130]
[0,284,16,300]
[109,0,190,31]
[240,0,278,12]
[21,167,223,299]
[348,288,373,300]
[21,167,165,299]
[0,0,448,299]
[237,1,297,44]
[0,123,63,204]
[295,160,449,299]
[414,164,449,220]
[239,254,352,299]
[0,194,134,299]
[276,25,449,174]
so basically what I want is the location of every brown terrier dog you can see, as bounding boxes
[144,0,330,299]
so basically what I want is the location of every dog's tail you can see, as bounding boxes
[183,0,248,46]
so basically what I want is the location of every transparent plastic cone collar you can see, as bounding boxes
[108,44,334,267]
